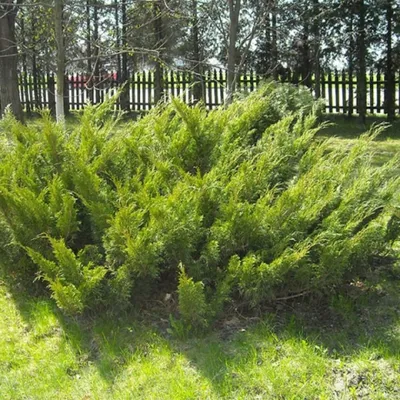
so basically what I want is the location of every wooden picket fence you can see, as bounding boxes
[18,69,400,116]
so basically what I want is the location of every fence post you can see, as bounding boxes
[206,70,212,109]
[314,64,321,99]
[192,68,204,104]
[119,70,130,111]
[285,68,292,84]
[181,70,188,103]
[398,69,400,115]
[377,69,382,113]
[63,74,70,115]
[327,69,333,113]
[369,69,374,114]
[131,71,136,110]
[176,70,181,98]
[23,72,31,115]
[348,68,354,117]
[143,70,148,109]
[334,69,340,112]
[320,68,325,101]
[341,69,347,114]
[385,69,395,121]
[219,69,225,104]
[154,64,164,103]
[18,74,24,113]
[170,70,175,98]
[357,66,367,124]
[292,70,299,85]
[48,73,56,116]
[33,69,40,109]
[213,69,219,105]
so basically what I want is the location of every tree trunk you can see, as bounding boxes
[31,14,40,109]
[120,0,129,110]
[385,0,395,121]
[271,1,278,80]
[20,7,30,115]
[115,2,121,80]
[93,0,100,83]
[0,2,23,121]
[301,35,311,87]
[263,7,271,75]
[348,14,354,117]
[86,0,94,102]
[153,0,164,103]
[54,0,65,122]
[226,0,241,104]
[86,0,92,73]
[85,0,93,102]
[191,0,204,103]
[356,0,366,124]
[312,0,321,98]
[300,4,311,88]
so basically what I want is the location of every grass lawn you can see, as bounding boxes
[320,115,400,140]
[1,115,400,399]
[1,265,399,399]
[319,115,400,168]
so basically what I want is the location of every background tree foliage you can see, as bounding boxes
[0,0,398,120]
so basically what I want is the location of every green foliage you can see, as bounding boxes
[25,237,106,314]
[177,264,208,330]
[0,83,398,318]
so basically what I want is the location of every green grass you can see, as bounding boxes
[318,115,400,168]
[1,115,400,399]
[320,114,400,139]
[1,262,400,399]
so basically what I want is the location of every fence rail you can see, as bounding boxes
[17,69,400,116]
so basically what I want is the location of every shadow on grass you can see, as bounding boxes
[319,114,400,140]
[316,115,400,174]
[1,262,400,398]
